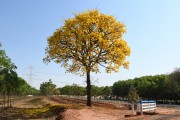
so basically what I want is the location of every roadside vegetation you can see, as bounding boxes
[0,43,39,108]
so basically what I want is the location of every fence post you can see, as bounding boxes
[131,101,134,115]
[137,100,140,113]
[154,100,156,113]
[140,100,143,115]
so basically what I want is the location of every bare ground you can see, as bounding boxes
[62,105,180,120]
[0,96,180,120]
[50,96,180,120]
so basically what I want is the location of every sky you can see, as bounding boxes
[0,0,180,89]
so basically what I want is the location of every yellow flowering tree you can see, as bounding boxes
[44,10,131,107]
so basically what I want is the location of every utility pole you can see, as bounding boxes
[25,65,36,86]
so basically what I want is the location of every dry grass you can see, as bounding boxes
[0,96,66,119]
[19,104,66,119]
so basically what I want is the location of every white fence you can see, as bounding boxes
[137,100,156,114]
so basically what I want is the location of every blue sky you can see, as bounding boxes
[0,0,180,89]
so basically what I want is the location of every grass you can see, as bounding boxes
[19,104,66,119]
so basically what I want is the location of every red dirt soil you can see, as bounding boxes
[50,96,180,120]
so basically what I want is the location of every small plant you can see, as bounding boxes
[128,85,140,103]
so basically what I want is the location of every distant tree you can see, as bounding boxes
[40,79,59,96]
[71,84,86,96]
[134,76,153,99]
[59,84,85,96]
[91,85,102,98]
[134,75,170,100]
[27,86,40,95]
[59,85,72,96]
[166,68,180,103]
[44,10,131,106]
[16,77,40,95]
[112,80,132,99]
[169,68,180,85]
[51,88,59,95]
[102,86,112,99]
[15,77,27,95]
[150,75,169,100]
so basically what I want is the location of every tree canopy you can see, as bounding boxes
[0,43,14,70]
[44,10,131,106]
[40,79,60,96]
[112,74,180,104]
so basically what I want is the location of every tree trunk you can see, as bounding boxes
[10,95,12,107]
[86,71,91,107]
[3,93,5,108]
[8,94,10,107]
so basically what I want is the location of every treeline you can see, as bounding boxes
[0,43,39,108]
[113,69,180,104]
[59,84,112,99]
[40,79,60,96]
[57,68,180,104]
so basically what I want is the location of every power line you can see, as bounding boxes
[24,65,36,86]
[36,71,86,78]
[22,67,95,87]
